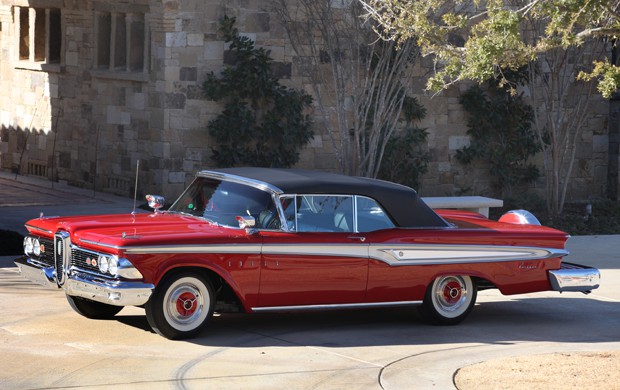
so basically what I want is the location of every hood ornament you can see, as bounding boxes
[121,229,141,240]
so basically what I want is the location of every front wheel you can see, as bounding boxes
[145,272,214,340]
[66,295,123,319]
[420,275,477,325]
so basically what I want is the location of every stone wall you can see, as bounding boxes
[0,0,613,203]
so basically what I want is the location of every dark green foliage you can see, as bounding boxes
[203,16,313,168]
[457,80,540,197]
[378,96,430,189]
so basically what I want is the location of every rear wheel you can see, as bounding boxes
[145,272,214,340]
[66,295,123,319]
[420,275,476,325]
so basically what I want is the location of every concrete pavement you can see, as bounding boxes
[0,170,137,234]
[0,172,619,389]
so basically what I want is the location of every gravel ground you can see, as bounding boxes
[454,351,620,389]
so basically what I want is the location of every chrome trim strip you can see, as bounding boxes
[69,266,118,281]
[123,244,263,255]
[369,244,569,266]
[262,244,369,258]
[79,239,120,250]
[251,300,423,312]
[119,243,566,265]
[273,193,291,232]
[54,231,71,287]
[25,224,53,234]
[71,243,109,255]
[198,170,283,194]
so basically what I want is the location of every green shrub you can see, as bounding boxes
[203,16,313,168]
[457,80,540,197]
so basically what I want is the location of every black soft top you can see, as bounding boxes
[203,167,448,229]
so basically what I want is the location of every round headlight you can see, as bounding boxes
[98,255,109,274]
[24,237,33,255]
[108,256,119,276]
[33,239,41,256]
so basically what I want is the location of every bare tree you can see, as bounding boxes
[271,0,419,177]
[523,18,607,214]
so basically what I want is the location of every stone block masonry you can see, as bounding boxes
[0,0,612,202]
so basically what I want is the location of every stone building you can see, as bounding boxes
[0,0,612,203]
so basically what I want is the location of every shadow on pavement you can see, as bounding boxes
[102,295,620,348]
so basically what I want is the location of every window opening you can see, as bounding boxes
[18,8,29,60]
[95,11,146,73]
[16,6,62,64]
[96,13,111,68]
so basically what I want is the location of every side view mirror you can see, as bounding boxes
[146,195,165,214]
[236,215,257,234]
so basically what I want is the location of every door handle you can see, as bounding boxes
[348,235,366,242]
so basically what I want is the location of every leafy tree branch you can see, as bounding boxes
[360,0,620,97]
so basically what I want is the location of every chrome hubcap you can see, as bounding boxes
[434,276,469,315]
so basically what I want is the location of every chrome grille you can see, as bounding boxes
[54,231,70,287]
[35,237,54,267]
[71,247,101,274]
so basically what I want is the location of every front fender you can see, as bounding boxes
[132,252,261,311]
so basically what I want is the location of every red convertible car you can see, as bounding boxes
[16,168,600,339]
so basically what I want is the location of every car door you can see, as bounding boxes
[257,195,369,308]
[352,196,429,303]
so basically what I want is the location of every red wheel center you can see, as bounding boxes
[176,292,198,316]
[443,281,462,304]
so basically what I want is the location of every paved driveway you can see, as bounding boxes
[1,173,618,389]
[1,236,618,389]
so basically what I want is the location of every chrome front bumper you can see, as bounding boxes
[14,257,154,306]
[548,262,600,293]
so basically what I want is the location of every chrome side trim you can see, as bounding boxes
[369,244,569,266]
[78,239,120,250]
[262,244,369,259]
[25,224,53,234]
[251,300,422,312]
[123,244,263,255]
[120,243,567,266]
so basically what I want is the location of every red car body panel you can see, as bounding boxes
[24,208,568,311]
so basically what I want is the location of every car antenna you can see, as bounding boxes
[132,160,140,216]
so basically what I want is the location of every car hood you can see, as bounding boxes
[25,212,249,250]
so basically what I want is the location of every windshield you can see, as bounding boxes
[169,177,276,227]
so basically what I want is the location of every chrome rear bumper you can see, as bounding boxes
[548,262,600,293]
[15,256,154,306]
